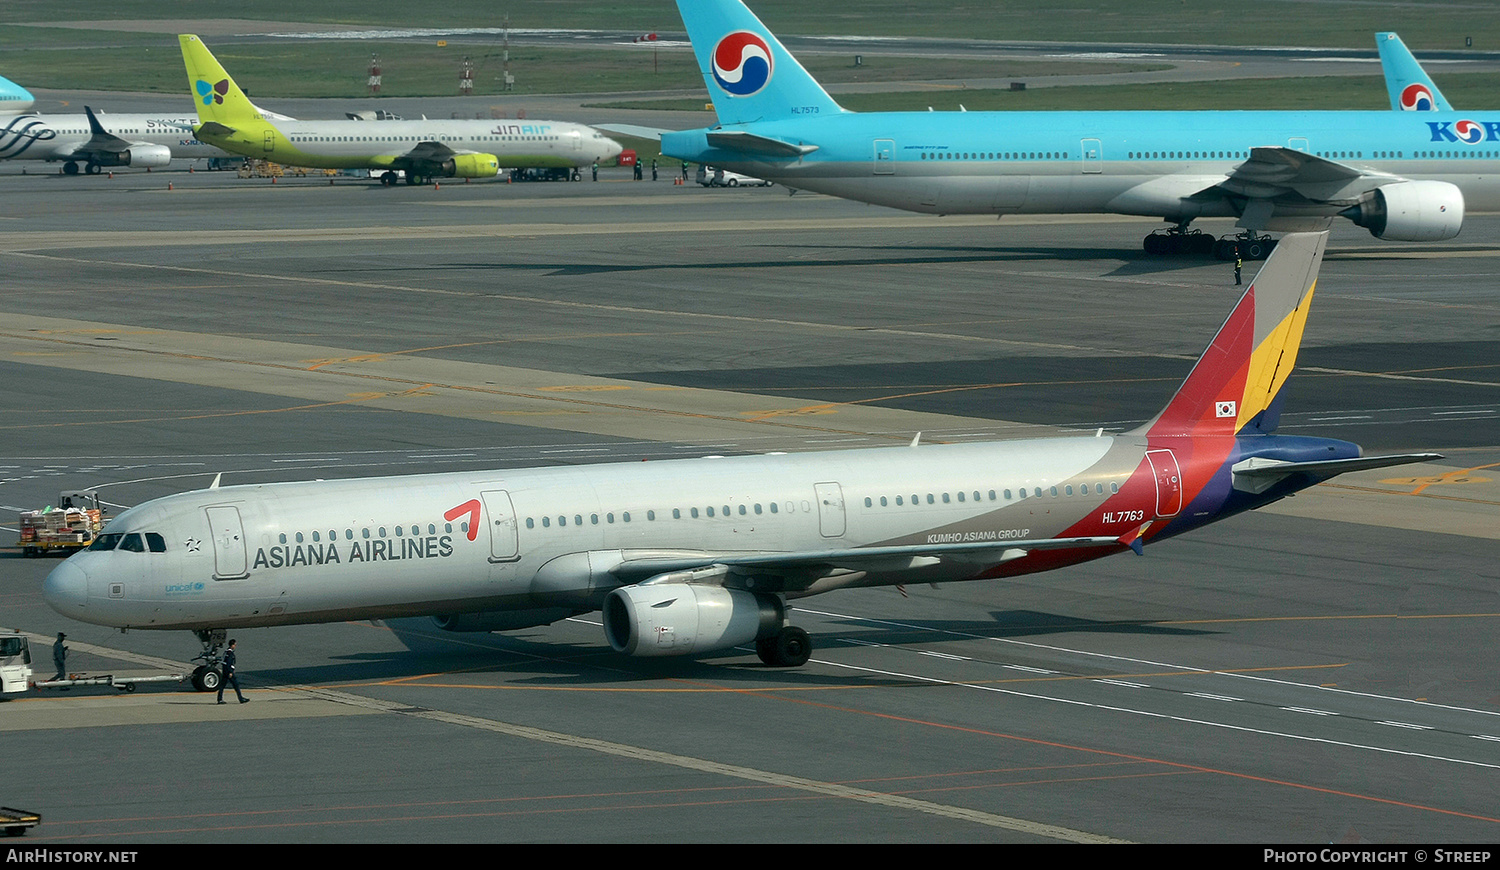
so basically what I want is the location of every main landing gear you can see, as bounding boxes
[189,628,227,692]
[1212,231,1277,261]
[1142,224,1279,260]
[1143,226,1217,255]
[756,625,812,667]
[62,161,102,176]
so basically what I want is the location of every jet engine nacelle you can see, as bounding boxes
[87,144,173,169]
[432,607,577,632]
[603,582,783,658]
[440,153,500,178]
[1341,180,1464,241]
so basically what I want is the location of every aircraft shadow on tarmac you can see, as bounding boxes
[241,611,1212,690]
[326,243,1222,278]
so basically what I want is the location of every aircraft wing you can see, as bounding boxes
[76,106,137,155]
[608,533,1131,592]
[401,140,459,162]
[1209,146,1394,203]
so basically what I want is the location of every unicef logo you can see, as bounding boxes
[712,31,774,97]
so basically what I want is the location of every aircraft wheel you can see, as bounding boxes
[757,627,812,667]
[727,178,738,187]
[199,667,221,693]
[85,163,101,175]
[1245,241,1268,259]
[1193,233,1217,255]
[1143,233,1166,255]
[63,162,80,176]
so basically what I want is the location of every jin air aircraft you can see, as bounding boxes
[650,0,1496,258]
[0,105,227,174]
[44,233,1436,686]
[179,35,622,186]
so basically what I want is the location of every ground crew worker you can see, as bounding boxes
[216,638,248,704]
[651,158,658,181]
[591,160,598,182]
[52,632,67,681]
[1234,251,1243,286]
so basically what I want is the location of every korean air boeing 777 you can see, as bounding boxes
[1378,32,1452,112]
[180,35,622,185]
[657,0,1492,257]
[44,233,1436,683]
[0,74,35,114]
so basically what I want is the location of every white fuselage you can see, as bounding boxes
[46,435,1174,632]
[230,118,623,171]
[0,112,226,162]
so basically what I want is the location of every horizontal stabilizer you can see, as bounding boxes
[594,123,672,141]
[1231,452,1443,493]
[196,121,236,138]
[705,130,818,157]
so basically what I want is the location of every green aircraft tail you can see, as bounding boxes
[180,34,265,129]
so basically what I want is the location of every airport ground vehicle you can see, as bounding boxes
[510,167,581,182]
[696,165,772,187]
[0,807,40,836]
[0,633,32,693]
[17,491,104,557]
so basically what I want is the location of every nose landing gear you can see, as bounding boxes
[189,628,226,692]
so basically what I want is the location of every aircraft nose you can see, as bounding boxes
[43,561,89,615]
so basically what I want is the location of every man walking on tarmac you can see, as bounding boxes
[216,638,248,704]
[52,632,67,681]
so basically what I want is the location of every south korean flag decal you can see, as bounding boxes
[1215,400,1237,418]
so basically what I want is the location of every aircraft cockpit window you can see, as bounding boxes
[119,533,146,552]
[146,533,167,553]
[89,533,124,551]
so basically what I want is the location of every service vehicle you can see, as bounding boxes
[696,165,772,187]
[0,632,32,694]
[17,491,104,557]
[0,807,40,837]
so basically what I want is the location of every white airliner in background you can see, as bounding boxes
[44,233,1435,686]
[0,105,228,174]
[180,35,622,186]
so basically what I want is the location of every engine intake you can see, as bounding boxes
[1340,180,1464,241]
[603,583,783,658]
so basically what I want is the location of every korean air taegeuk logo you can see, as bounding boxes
[712,31,774,96]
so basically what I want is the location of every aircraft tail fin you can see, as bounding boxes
[1378,32,1452,111]
[1133,232,1328,439]
[674,0,844,125]
[179,34,263,127]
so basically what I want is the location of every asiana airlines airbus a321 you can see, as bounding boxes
[44,233,1436,688]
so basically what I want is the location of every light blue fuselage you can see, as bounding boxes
[664,109,1500,220]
